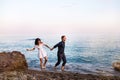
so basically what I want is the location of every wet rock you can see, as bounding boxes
[0,71,28,80]
[0,51,28,71]
[112,62,120,71]
[0,69,120,80]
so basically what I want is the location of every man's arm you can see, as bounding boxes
[51,42,61,50]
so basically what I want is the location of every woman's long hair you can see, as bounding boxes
[35,38,41,45]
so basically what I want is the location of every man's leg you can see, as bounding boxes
[61,54,66,71]
[55,54,61,68]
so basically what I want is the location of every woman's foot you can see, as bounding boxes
[42,65,46,69]
[40,65,43,69]
[43,57,48,69]
[42,64,46,69]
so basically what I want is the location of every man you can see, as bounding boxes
[51,35,67,71]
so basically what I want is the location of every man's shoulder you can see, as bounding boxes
[59,41,62,43]
[58,41,63,44]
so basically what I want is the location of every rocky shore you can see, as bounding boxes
[0,69,120,80]
[0,51,120,80]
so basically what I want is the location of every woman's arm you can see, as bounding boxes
[44,44,51,50]
[26,48,35,51]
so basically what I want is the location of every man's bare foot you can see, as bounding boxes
[53,66,57,71]
[61,66,65,71]
[54,66,56,69]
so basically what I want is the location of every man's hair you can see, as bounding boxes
[61,35,65,39]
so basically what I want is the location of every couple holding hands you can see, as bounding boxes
[27,35,67,71]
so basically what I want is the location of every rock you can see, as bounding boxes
[0,69,120,80]
[112,62,120,71]
[0,51,28,71]
[0,71,28,80]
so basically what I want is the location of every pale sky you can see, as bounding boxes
[0,0,120,35]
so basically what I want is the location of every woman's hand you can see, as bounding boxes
[26,49,29,51]
[50,48,54,51]
[26,48,35,51]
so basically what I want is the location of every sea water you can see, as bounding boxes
[0,34,120,76]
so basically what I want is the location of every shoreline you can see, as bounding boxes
[1,68,120,80]
[28,66,120,76]
[17,69,120,80]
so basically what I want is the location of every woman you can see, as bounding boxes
[27,38,51,69]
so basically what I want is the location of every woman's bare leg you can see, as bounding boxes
[39,58,43,69]
[43,56,48,68]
